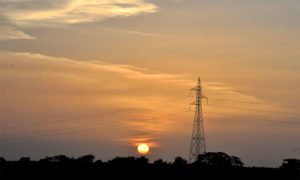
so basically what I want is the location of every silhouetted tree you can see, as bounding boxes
[77,155,95,163]
[0,157,6,163]
[108,156,148,167]
[40,156,55,162]
[280,159,300,170]
[153,159,168,167]
[136,156,148,165]
[230,156,244,167]
[195,152,243,168]
[19,157,31,162]
[54,155,71,163]
[173,156,187,167]
[95,159,103,165]
[39,155,72,163]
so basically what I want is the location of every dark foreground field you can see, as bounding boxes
[1,152,299,179]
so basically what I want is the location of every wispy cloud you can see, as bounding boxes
[0,51,190,147]
[0,0,157,27]
[0,51,184,82]
[0,25,35,41]
[108,28,169,38]
[0,0,158,40]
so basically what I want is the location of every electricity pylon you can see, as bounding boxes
[189,77,207,162]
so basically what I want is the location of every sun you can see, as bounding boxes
[137,143,149,154]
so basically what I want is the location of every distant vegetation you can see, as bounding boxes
[0,152,299,179]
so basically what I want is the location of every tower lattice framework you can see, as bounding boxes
[189,77,207,162]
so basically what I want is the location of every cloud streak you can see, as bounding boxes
[0,25,35,41]
[0,51,185,82]
[109,28,169,38]
[0,0,158,40]
[0,0,157,27]
[0,51,190,149]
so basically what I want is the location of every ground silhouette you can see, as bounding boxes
[0,152,299,179]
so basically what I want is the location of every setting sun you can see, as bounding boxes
[137,144,149,154]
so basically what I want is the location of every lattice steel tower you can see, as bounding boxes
[189,77,207,162]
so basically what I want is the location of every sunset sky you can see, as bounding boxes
[0,0,299,167]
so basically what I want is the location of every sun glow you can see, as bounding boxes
[137,143,149,154]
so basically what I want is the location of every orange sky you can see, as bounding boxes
[0,0,299,167]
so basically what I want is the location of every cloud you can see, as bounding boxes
[0,51,184,82]
[108,28,169,38]
[0,0,158,27]
[0,51,190,147]
[0,0,158,41]
[0,25,35,41]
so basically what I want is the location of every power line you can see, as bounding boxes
[1,96,190,130]
[206,103,300,116]
[209,98,300,109]
[0,109,189,141]
[202,110,300,125]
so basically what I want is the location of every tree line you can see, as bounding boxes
[0,152,299,179]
